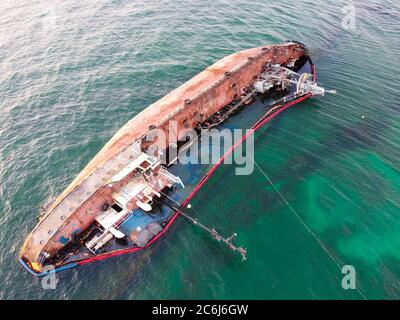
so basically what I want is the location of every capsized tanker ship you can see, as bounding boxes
[19,42,334,276]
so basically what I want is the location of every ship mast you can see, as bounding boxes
[158,191,247,261]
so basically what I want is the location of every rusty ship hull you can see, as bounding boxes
[20,42,323,276]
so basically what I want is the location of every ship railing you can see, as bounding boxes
[159,167,185,189]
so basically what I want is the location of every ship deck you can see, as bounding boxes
[20,42,309,272]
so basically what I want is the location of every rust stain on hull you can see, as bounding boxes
[20,43,307,272]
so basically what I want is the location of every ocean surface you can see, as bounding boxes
[0,0,399,299]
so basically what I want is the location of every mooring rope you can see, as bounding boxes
[250,157,367,300]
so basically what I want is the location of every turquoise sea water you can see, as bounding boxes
[0,0,399,299]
